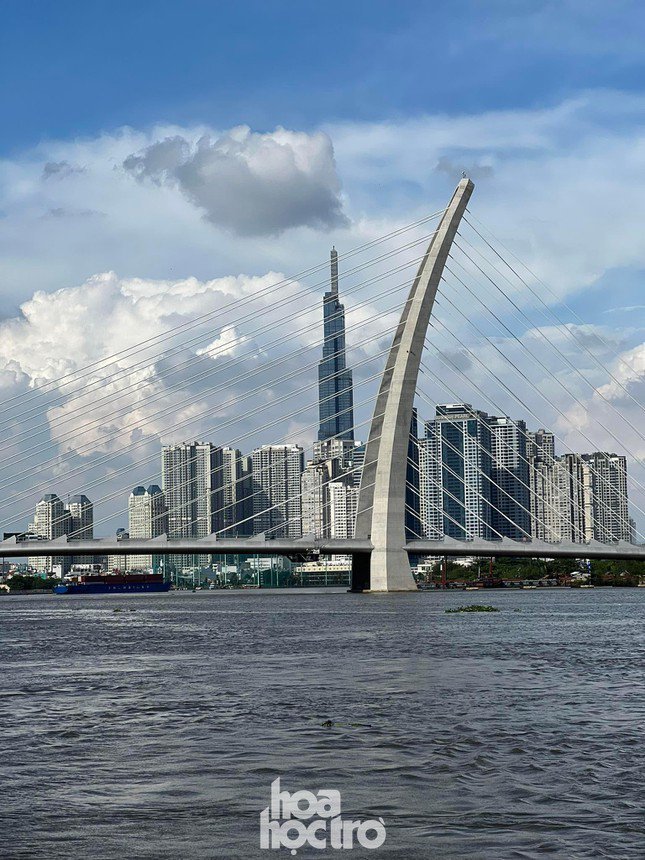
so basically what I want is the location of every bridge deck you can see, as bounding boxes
[3,535,644,561]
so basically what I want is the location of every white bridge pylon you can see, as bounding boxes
[352,177,475,591]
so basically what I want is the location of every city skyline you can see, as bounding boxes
[19,392,635,575]
[14,241,635,554]
[20,431,634,578]
[14,238,635,568]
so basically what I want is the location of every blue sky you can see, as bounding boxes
[0,0,644,533]
[3,0,645,153]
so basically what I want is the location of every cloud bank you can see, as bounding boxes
[123,126,348,236]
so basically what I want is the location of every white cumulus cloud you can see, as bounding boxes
[0,265,394,533]
[122,126,348,236]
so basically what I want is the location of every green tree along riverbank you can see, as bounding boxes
[1,575,60,592]
[420,557,645,587]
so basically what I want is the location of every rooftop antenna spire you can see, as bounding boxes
[330,246,339,295]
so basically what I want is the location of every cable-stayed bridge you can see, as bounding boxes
[4,178,645,591]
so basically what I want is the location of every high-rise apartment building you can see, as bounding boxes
[301,460,331,538]
[107,527,129,573]
[312,437,356,469]
[317,248,355,443]
[528,443,630,545]
[328,480,358,540]
[67,495,93,540]
[528,427,560,541]
[350,443,365,491]
[421,404,494,541]
[220,447,253,537]
[417,402,631,547]
[530,457,567,542]
[162,442,224,538]
[302,449,361,537]
[582,452,630,542]
[527,429,555,463]
[162,441,224,570]
[555,453,593,543]
[304,441,364,540]
[28,493,95,573]
[251,444,304,538]
[419,434,441,539]
[28,493,72,574]
[66,493,94,566]
[32,493,70,538]
[128,485,168,571]
[489,416,531,540]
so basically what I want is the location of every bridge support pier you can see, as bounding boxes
[352,178,474,592]
[349,551,371,592]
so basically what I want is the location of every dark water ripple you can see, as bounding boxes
[1,588,644,858]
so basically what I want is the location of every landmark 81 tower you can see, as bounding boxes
[317,247,355,442]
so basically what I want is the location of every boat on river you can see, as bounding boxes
[54,572,170,594]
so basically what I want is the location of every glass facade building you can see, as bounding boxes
[422,404,495,541]
[317,248,355,443]
[489,416,531,540]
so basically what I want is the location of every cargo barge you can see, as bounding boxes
[54,572,171,594]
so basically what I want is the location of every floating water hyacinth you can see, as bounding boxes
[445,605,499,614]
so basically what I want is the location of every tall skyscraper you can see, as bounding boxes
[556,453,593,543]
[317,247,355,443]
[128,485,168,571]
[527,429,555,462]
[67,494,94,566]
[416,402,631,547]
[532,450,588,544]
[582,452,630,542]
[528,427,563,541]
[489,416,531,540]
[530,457,566,542]
[251,444,304,538]
[162,442,224,538]
[302,450,360,538]
[67,495,93,540]
[301,460,332,538]
[220,447,253,537]
[328,480,358,539]
[162,441,224,570]
[421,404,494,541]
[28,493,71,574]
[27,493,97,572]
[419,434,441,539]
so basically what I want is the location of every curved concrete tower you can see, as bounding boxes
[352,178,475,591]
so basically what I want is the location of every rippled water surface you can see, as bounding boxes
[1,588,644,858]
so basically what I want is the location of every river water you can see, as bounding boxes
[1,588,644,859]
